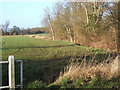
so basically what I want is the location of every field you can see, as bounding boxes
[2,34,107,61]
[1,34,119,88]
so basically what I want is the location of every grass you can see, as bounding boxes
[47,57,120,88]
[2,35,106,61]
[2,36,72,60]
[47,76,120,88]
[26,80,46,88]
[1,34,114,88]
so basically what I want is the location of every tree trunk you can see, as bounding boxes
[50,24,55,40]
[84,4,89,24]
[66,27,73,42]
[48,15,55,41]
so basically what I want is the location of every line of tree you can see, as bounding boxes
[0,22,48,35]
[42,2,120,52]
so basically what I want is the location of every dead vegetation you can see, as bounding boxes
[55,54,120,83]
[25,35,51,40]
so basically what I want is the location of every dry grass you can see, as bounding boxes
[25,35,50,40]
[55,54,120,83]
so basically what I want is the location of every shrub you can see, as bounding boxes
[26,80,46,88]
[59,77,70,85]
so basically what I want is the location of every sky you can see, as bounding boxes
[0,1,54,29]
[0,0,119,29]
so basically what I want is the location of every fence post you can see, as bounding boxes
[20,61,23,88]
[8,56,15,88]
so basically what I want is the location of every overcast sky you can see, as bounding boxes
[0,1,54,29]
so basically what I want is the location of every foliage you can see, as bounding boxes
[48,77,120,88]
[59,77,70,85]
[26,80,46,88]
[42,2,119,51]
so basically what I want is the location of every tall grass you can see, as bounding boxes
[55,54,120,83]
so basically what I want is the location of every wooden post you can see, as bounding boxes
[8,56,15,88]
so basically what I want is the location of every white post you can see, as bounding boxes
[8,56,15,88]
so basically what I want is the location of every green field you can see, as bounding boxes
[2,35,104,61]
[2,34,118,88]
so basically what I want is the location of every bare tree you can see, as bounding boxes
[42,7,55,40]
[42,1,119,51]
[0,21,10,35]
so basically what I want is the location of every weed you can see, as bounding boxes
[26,80,46,88]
